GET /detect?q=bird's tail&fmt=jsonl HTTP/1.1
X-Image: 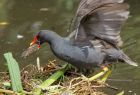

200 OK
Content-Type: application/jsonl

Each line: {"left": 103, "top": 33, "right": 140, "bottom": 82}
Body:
{"left": 120, "top": 51, "right": 138, "bottom": 66}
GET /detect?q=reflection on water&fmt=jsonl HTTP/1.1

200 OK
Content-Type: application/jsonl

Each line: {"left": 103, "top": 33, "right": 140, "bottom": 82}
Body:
{"left": 0, "top": 0, "right": 140, "bottom": 94}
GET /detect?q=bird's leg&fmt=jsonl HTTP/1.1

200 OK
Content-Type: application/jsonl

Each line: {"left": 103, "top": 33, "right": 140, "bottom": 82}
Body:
{"left": 100, "top": 65, "right": 114, "bottom": 83}
{"left": 88, "top": 66, "right": 109, "bottom": 81}
{"left": 80, "top": 66, "right": 109, "bottom": 82}
{"left": 80, "top": 65, "right": 113, "bottom": 84}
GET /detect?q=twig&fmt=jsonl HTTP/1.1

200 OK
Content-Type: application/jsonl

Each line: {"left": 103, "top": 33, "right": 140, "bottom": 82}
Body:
{"left": 0, "top": 89, "right": 33, "bottom": 95}
{"left": 105, "top": 83, "right": 119, "bottom": 91}
{"left": 37, "top": 57, "right": 41, "bottom": 71}
{"left": 69, "top": 77, "right": 82, "bottom": 88}
{"left": 0, "top": 89, "right": 17, "bottom": 94}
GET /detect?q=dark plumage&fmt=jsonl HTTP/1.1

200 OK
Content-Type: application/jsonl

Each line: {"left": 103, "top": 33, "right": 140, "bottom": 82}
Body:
{"left": 30, "top": 0, "right": 138, "bottom": 70}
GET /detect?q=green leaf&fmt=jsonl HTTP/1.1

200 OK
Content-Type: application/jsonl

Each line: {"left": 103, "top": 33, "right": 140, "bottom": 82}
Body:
{"left": 4, "top": 52, "right": 23, "bottom": 92}
{"left": 34, "top": 64, "right": 68, "bottom": 95}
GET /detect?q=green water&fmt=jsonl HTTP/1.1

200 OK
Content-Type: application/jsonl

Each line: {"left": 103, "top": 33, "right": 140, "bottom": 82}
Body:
{"left": 0, "top": 0, "right": 140, "bottom": 94}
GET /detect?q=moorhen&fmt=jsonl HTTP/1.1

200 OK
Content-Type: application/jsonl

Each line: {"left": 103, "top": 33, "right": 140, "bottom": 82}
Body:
{"left": 29, "top": 0, "right": 138, "bottom": 82}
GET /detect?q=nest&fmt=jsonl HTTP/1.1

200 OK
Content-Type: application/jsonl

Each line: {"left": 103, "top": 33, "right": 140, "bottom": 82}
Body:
{"left": 0, "top": 60, "right": 107, "bottom": 95}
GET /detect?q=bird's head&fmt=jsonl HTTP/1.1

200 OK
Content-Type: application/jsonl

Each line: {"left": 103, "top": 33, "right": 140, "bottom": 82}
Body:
{"left": 30, "top": 30, "right": 59, "bottom": 49}
{"left": 30, "top": 35, "right": 41, "bottom": 49}
{"left": 30, "top": 31, "right": 47, "bottom": 49}
{"left": 22, "top": 31, "right": 48, "bottom": 58}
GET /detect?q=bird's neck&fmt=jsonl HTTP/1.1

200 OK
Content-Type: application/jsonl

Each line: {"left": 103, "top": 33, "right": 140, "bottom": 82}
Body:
{"left": 42, "top": 30, "right": 63, "bottom": 45}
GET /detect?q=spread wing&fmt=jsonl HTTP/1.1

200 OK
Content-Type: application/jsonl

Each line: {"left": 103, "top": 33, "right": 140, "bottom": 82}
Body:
{"left": 72, "top": 0, "right": 129, "bottom": 47}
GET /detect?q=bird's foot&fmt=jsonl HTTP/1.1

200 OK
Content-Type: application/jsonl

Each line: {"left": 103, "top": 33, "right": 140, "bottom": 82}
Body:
{"left": 88, "top": 66, "right": 109, "bottom": 81}
{"left": 81, "top": 74, "right": 89, "bottom": 81}
{"left": 80, "top": 74, "right": 105, "bottom": 87}
{"left": 96, "top": 65, "right": 113, "bottom": 84}
{"left": 69, "top": 66, "right": 112, "bottom": 88}
{"left": 100, "top": 69, "right": 112, "bottom": 83}
{"left": 80, "top": 66, "right": 111, "bottom": 84}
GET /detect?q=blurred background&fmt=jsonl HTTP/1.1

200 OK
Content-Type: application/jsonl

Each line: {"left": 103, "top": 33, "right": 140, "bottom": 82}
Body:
{"left": 0, "top": 0, "right": 140, "bottom": 94}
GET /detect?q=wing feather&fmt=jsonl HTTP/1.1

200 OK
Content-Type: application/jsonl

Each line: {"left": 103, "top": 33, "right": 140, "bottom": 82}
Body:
{"left": 73, "top": 0, "right": 129, "bottom": 47}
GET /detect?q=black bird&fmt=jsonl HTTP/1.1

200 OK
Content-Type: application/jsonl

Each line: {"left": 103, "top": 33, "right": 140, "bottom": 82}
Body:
{"left": 30, "top": 0, "right": 138, "bottom": 82}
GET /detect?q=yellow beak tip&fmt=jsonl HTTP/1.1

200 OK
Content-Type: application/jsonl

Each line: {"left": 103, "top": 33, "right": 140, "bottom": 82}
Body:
{"left": 30, "top": 42, "right": 33, "bottom": 46}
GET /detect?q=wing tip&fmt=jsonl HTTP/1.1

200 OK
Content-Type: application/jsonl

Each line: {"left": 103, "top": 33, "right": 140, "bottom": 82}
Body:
{"left": 125, "top": 60, "right": 138, "bottom": 67}
{"left": 123, "top": 57, "right": 138, "bottom": 66}
{"left": 121, "top": 51, "right": 138, "bottom": 67}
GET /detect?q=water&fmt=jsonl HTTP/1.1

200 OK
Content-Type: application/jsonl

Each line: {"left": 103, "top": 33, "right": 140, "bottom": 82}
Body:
{"left": 0, "top": 0, "right": 140, "bottom": 94}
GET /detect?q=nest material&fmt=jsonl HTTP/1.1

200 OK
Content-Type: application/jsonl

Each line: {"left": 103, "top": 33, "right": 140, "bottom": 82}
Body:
{"left": 21, "top": 44, "right": 39, "bottom": 58}
{"left": 0, "top": 60, "right": 106, "bottom": 95}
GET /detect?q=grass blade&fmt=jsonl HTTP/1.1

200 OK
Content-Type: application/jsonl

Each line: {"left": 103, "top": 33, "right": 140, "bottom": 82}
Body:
{"left": 34, "top": 64, "right": 68, "bottom": 94}
{"left": 4, "top": 52, "right": 23, "bottom": 92}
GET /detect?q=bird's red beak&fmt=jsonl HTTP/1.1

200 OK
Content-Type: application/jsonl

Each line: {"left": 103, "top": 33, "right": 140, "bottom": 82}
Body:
{"left": 30, "top": 35, "right": 41, "bottom": 49}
